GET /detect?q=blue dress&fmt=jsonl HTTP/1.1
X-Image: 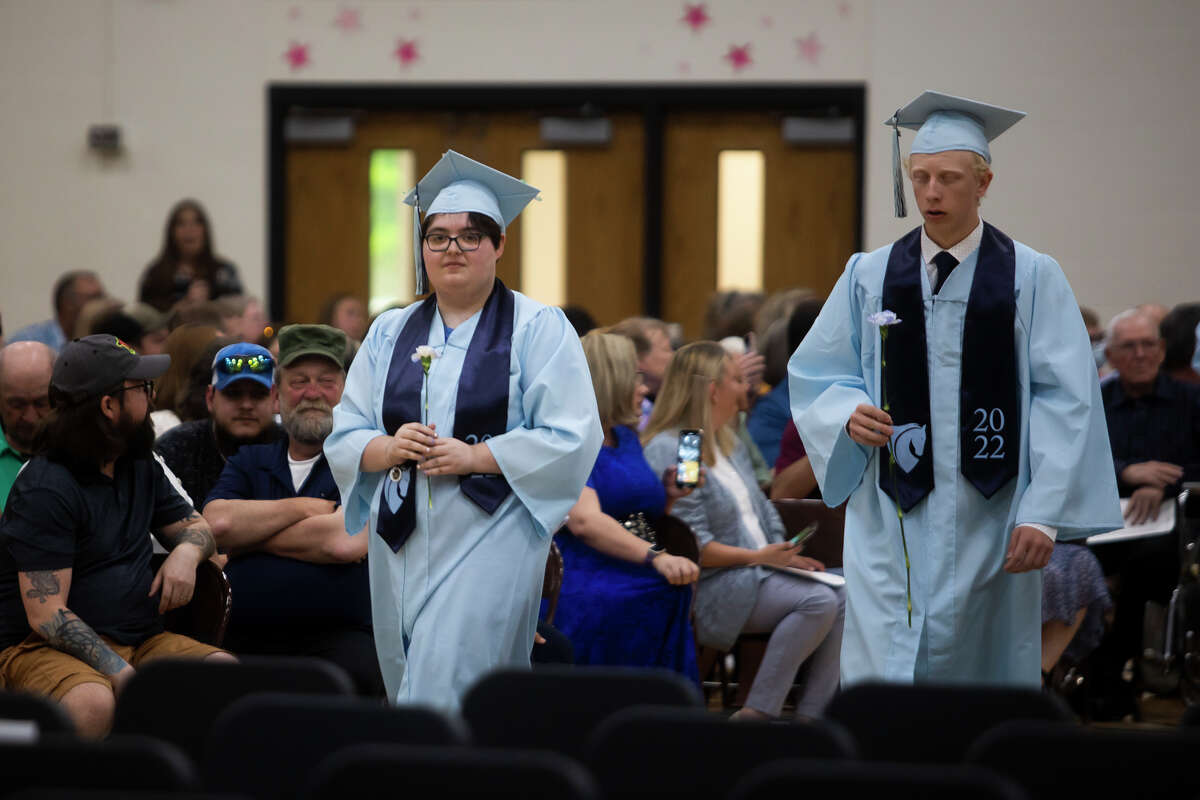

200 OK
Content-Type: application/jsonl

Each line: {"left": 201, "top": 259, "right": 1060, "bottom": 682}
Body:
{"left": 552, "top": 425, "right": 700, "bottom": 681}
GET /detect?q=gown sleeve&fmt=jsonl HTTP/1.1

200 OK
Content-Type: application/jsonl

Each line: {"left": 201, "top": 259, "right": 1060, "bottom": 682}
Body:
{"left": 486, "top": 306, "right": 604, "bottom": 539}
{"left": 326, "top": 311, "right": 399, "bottom": 535}
{"left": 1015, "top": 254, "right": 1123, "bottom": 539}
{"left": 788, "top": 254, "right": 874, "bottom": 507}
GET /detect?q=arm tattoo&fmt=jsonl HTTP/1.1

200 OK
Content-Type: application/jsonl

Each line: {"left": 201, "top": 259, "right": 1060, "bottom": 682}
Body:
{"left": 38, "top": 609, "right": 128, "bottom": 676}
{"left": 24, "top": 571, "right": 61, "bottom": 604}
{"left": 157, "top": 511, "right": 217, "bottom": 559}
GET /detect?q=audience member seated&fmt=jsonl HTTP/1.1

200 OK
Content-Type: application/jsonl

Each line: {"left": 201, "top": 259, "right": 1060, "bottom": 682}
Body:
{"left": 9, "top": 271, "right": 106, "bottom": 353}
{"left": 0, "top": 342, "right": 55, "bottom": 510}
{"left": 1160, "top": 302, "right": 1200, "bottom": 384}
{"left": 609, "top": 317, "right": 674, "bottom": 429}
{"left": 151, "top": 324, "right": 222, "bottom": 438}
{"left": 752, "top": 288, "right": 815, "bottom": 390}
{"left": 0, "top": 335, "right": 232, "bottom": 738}
{"left": 718, "top": 338, "right": 772, "bottom": 489}
{"left": 643, "top": 342, "right": 844, "bottom": 721}
{"left": 748, "top": 299, "right": 823, "bottom": 468}
{"left": 139, "top": 199, "right": 243, "bottom": 312}
{"left": 217, "top": 295, "right": 270, "bottom": 346}
{"left": 702, "top": 290, "right": 763, "bottom": 342}
{"left": 155, "top": 343, "right": 281, "bottom": 510}
{"left": 124, "top": 302, "right": 170, "bottom": 354}
{"left": 1041, "top": 541, "right": 1111, "bottom": 684}
{"left": 202, "top": 324, "right": 380, "bottom": 696}
{"left": 90, "top": 309, "right": 146, "bottom": 348}
{"left": 555, "top": 332, "right": 700, "bottom": 678}
{"left": 166, "top": 300, "right": 228, "bottom": 333}
{"left": 1094, "top": 308, "right": 1200, "bottom": 718}
{"left": 320, "top": 293, "right": 369, "bottom": 343}
{"left": 769, "top": 422, "right": 818, "bottom": 501}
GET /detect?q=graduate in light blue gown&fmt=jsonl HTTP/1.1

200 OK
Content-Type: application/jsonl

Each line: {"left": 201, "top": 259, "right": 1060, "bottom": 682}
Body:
{"left": 789, "top": 92, "right": 1123, "bottom": 688}
{"left": 325, "top": 151, "right": 602, "bottom": 711}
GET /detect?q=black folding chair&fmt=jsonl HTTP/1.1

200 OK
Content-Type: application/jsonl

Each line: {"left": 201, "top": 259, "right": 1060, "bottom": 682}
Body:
{"left": 204, "top": 692, "right": 468, "bottom": 799}
{"left": 112, "top": 656, "right": 354, "bottom": 763}
{"left": 586, "top": 705, "right": 856, "bottom": 800}
{"left": 461, "top": 666, "right": 702, "bottom": 759}
{"left": 0, "top": 734, "right": 198, "bottom": 795}
{"left": 0, "top": 690, "right": 76, "bottom": 738}
{"left": 824, "top": 682, "right": 1072, "bottom": 762}
{"left": 967, "top": 720, "right": 1200, "bottom": 800}
{"left": 303, "top": 743, "right": 599, "bottom": 800}
{"left": 731, "top": 760, "right": 1028, "bottom": 800}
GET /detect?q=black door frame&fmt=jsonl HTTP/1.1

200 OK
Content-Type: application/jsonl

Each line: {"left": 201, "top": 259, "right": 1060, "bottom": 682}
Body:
{"left": 267, "top": 83, "right": 866, "bottom": 322}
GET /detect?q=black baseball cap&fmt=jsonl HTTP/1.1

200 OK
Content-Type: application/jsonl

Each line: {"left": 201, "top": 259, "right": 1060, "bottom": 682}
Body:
{"left": 50, "top": 334, "right": 171, "bottom": 406}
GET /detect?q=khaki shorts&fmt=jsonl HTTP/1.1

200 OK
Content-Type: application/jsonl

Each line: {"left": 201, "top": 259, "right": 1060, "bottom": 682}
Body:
{"left": 0, "top": 631, "right": 228, "bottom": 701}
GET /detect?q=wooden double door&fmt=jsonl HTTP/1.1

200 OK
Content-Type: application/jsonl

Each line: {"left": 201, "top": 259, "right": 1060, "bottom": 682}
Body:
{"left": 285, "top": 109, "right": 857, "bottom": 339}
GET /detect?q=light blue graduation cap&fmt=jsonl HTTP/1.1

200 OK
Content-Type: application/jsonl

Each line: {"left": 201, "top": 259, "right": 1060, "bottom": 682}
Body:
{"left": 402, "top": 150, "right": 540, "bottom": 294}
{"left": 885, "top": 90, "right": 1026, "bottom": 217}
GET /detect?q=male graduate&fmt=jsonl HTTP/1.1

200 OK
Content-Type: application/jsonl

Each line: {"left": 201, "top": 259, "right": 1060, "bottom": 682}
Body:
{"left": 789, "top": 91, "right": 1123, "bottom": 687}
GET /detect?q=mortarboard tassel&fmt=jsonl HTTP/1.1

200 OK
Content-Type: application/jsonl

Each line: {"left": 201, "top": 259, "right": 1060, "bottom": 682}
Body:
{"left": 890, "top": 113, "right": 907, "bottom": 218}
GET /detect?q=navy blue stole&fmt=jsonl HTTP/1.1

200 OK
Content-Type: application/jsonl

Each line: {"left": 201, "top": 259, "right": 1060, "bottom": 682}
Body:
{"left": 376, "top": 279, "right": 515, "bottom": 552}
{"left": 879, "top": 223, "right": 1019, "bottom": 511}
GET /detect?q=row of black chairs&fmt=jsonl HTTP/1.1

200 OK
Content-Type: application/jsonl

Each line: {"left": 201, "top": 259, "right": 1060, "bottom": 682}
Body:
{"left": 5, "top": 661, "right": 1200, "bottom": 799}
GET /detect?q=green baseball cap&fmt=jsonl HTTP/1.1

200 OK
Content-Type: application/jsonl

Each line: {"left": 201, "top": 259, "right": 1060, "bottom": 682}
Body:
{"left": 277, "top": 324, "right": 347, "bottom": 371}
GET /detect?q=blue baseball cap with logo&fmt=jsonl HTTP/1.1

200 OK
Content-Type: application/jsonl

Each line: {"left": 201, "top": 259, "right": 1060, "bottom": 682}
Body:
{"left": 211, "top": 343, "right": 274, "bottom": 392}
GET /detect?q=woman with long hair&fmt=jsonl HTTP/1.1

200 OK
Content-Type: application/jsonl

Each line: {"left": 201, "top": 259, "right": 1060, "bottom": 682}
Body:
{"left": 139, "top": 199, "right": 243, "bottom": 312}
{"left": 643, "top": 341, "right": 844, "bottom": 721}
{"left": 554, "top": 331, "right": 700, "bottom": 677}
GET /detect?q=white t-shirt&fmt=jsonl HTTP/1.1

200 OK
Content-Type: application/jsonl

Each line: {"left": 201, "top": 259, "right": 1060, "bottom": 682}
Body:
{"left": 288, "top": 453, "right": 321, "bottom": 493}
{"left": 710, "top": 449, "right": 769, "bottom": 549}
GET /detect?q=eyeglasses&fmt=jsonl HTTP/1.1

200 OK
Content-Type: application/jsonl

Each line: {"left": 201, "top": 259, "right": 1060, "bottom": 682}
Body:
{"left": 423, "top": 231, "right": 484, "bottom": 252}
{"left": 1111, "top": 339, "right": 1161, "bottom": 354}
{"left": 219, "top": 354, "right": 274, "bottom": 374}
{"left": 112, "top": 380, "right": 154, "bottom": 398}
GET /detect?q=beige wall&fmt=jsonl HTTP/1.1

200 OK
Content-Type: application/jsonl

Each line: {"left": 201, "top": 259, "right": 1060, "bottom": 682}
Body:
{"left": 1, "top": 0, "right": 1196, "bottom": 332}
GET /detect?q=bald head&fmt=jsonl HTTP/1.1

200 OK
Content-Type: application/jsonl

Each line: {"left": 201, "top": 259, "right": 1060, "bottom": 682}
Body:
{"left": 0, "top": 341, "right": 55, "bottom": 455}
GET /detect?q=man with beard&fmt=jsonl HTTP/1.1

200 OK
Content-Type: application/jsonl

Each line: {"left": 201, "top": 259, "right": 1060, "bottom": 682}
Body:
{"left": 0, "top": 341, "right": 55, "bottom": 509}
{"left": 155, "top": 342, "right": 281, "bottom": 507}
{"left": 0, "top": 335, "right": 230, "bottom": 738}
{"left": 203, "top": 325, "right": 378, "bottom": 695}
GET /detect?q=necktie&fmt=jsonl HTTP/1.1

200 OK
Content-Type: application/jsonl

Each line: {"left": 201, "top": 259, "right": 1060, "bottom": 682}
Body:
{"left": 932, "top": 251, "right": 959, "bottom": 295}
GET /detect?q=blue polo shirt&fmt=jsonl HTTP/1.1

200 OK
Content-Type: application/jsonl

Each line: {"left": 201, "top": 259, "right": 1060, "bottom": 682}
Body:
{"left": 205, "top": 436, "right": 371, "bottom": 630}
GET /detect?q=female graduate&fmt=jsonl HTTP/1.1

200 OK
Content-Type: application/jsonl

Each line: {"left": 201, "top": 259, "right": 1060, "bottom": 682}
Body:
{"left": 325, "top": 151, "right": 603, "bottom": 711}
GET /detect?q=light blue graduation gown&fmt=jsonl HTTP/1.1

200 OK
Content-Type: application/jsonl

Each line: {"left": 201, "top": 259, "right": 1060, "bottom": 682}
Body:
{"left": 325, "top": 292, "right": 602, "bottom": 711}
{"left": 789, "top": 234, "right": 1122, "bottom": 688}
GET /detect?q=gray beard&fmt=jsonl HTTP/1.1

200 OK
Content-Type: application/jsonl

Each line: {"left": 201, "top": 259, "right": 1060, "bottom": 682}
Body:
{"left": 282, "top": 409, "right": 332, "bottom": 446}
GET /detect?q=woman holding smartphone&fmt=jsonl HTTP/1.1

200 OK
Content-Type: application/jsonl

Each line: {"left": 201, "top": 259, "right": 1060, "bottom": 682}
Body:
{"left": 643, "top": 341, "right": 844, "bottom": 721}
{"left": 555, "top": 332, "right": 700, "bottom": 678}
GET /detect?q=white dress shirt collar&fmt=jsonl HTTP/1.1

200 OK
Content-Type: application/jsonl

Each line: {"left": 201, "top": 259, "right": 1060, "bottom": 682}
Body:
{"left": 921, "top": 219, "right": 984, "bottom": 287}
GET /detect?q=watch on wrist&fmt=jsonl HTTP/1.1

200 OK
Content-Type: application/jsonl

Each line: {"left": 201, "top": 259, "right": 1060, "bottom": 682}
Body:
{"left": 643, "top": 545, "right": 665, "bottom": 566}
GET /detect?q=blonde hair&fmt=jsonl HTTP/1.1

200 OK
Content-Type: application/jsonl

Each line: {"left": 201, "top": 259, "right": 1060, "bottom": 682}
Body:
{"left": 581, "top": 331, "right": 640, "bottom": 433}
{"left": 641, "top": 340, "right": 736, "bottom": 465}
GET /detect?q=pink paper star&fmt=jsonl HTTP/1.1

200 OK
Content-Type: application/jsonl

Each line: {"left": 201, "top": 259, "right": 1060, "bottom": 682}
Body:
{"left": 284, "top": 42, "right": 310, "bottom": 71}
{"left": 677, "top": 60, "right": 692, "bottom": 74}
{"left": 796, "top": 32, "right": 824, "bottom": 64}
{"left": 681, "top": 3, "right": 710, "bottom": 32}
{"left": 837, "top": 1, "right": 852, "bottom": 17}
{"left": 333, "top": 8, "right": 361, "bottom": 31}
{"left": 394, "top": 39, "right": 420, "bottom": 66}
{"left": 724, "top": 44, "right": 752, "bottom": 71}
{"left": 761, "top": 16, "right": 774, "bottom": 29}
{"left": 287, "top": 6, "right": 301, "bottom": 21}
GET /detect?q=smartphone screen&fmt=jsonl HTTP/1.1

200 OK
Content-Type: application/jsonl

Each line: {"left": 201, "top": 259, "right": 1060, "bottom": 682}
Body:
{"left": 676, "top": 429, "right": 702, "bottom": 489}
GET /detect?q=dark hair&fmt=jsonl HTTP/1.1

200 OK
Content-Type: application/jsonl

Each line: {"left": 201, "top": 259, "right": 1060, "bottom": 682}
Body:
{"left": 181, "top": 336, "right": 235, "bottom": 422}
{"left": 1161, "top": 303, "right": 1200, "bottom": 372}
{"left": 786, "top": 298, "right": 825, "bottom": 354}
{"left": 53, "top": 271, "right": 99, "bottom": 315}
{"left": 90, "top": 310, "right": 145, "bottom": 345}
{"left": 38, "top": 387, "right": 126, "bottom": 470}
{"left": 319, "top": 293, "right": 358, "bottom": 327}
{"left": 702, "top": 290, "right": 764, "bottom": 341}
{"left": 139, "top": 199, "right": 219, "bottom": 311}
{"left": 561, "top": 305, "right": 598, "bottom": 337}
{"left": 166, "top": 301, "right": 226, "bottom": 333}
{"left": 421, "top": 212, "right": 502, "bottom": 249}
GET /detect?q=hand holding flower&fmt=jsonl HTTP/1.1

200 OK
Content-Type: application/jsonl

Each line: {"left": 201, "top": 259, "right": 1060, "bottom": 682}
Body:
{"left": 420, "top": 437, "right": 499, "bottom": 477}
{"left": 846, "top": 403, "right": 894, "bottom": 447}
{"left": 387, "top": 422, "right": 437, "bottom": 465}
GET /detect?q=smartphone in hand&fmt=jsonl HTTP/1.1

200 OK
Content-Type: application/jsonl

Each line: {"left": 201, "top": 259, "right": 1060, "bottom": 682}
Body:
{"left": 788, "top": 522, "right": 819, "bottom": 546}
{"left": 675, "top": 429, "right": 702, "bottom": 489}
